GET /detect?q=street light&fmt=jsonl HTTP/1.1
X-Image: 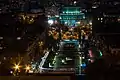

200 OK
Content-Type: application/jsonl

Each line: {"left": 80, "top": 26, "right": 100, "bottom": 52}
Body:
{"left": 62, "top": 60, "right": 65, "bottom": 63}
{"left": 26, "top": 66, "right": 30, "bottom": 70}
{"left": 15, "top": 65, "right": 19, "bottom": 69}
{"left": 48, "top": 20, "right": 54, "bottom": 25}
{"left": 25, "top": 65, "right": 30, "bottom": 72}
{"left": 24, "top": 65, "right": 31, "bottom": 73}
{"left": 74, "top": 1, "right": 77, "bottom": 4}
{"left": 13, "top": 64, "right": 21, "bottom": 70}
{"left": 17, "top": 37, "right": 21, "bottom": 40}
{"left": 89, "top": 22, "right": 92, "bottom": 25}
{"left": 38, "top": 41, "right": 43, "bottom": 48}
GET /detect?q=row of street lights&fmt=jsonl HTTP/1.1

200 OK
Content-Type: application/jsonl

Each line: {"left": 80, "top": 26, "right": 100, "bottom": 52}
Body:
{"left": 11, "top": 63, "right": 31, "bottom": 76}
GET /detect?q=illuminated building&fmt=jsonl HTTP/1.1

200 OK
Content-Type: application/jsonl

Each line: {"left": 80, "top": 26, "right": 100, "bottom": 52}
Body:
{"left": 59, "top": 6, "right": 85, "bottom": 26}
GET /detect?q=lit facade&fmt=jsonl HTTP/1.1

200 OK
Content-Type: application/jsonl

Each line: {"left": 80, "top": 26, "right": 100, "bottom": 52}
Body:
{"left": 59, "top": 7, "right": 85, "bottom": 26}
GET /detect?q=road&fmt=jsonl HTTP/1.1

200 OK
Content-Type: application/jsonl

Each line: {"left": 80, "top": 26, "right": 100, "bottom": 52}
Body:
{"left": 41, "top": 39, "right": 86, "bottom": 74}
{"left": 30, "top": 38, "right": 102, "bottom": 74}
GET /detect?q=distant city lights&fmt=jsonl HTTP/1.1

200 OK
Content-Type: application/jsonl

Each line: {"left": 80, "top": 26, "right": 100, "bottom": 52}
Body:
{"left": 89, "top": 21, "right": 92, "bottom": 25}
{"left": 17, "top": 37, "right": 21, "bottom": 40}
{"left": 0, "top": 37, "right": 3, "bottom": 39}
{"left": 81, "top": 63, "right": 86, "bottom": 67}
{"left": 83, "top": 16, "right": 85, "bottom": 19}
{"left": 118, "top": 18, "right": 120, "bottom": 22}
{"left": 48, "top": 20, "right": 54, "bottom": 25}
{"left": 92, "top": 5, "right": 97, "bottom": 8}
{"left": 0, "top": 1, "right": 110, "bottom": 75}
{"left": 10, "top": 71, "right": 13, "bottom": 74}
{"left": 47, "top": 15, "right": 51, "bottom": 18}
{"left": 55, "top": 15, "right": 59, "bottom": 17}
{"left": 62, "top": 60, "right": 65, "bottom": 63}
{"left": 25, "top": 65, "right": 31, "bottom": 72}
{"left": 76, "top": 22, "right": 80, "bottom": 24}
{"left": 74, "top": 1, "right": 77, "bottom": 4}
{"left": 3, "top": 57, "right": 6, "bottom": 60}
{"left": 0, "top": 47, "right": 3, "bottom": 50}
{"left": 13, "top": 64, "right": 20, "bottom": 70}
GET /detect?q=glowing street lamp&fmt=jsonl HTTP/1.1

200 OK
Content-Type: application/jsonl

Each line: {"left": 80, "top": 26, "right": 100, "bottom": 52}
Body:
{"left": 13, "top": 64, "right": 21, "bottom": 71}
{"left": 48, "top": 20, "right": 54, "bottom": 25}
{"left": 15, "top": 65, "right": 19, "bottom": 69}
{"left": 25, "top": 66, "right": 30, "bottom": 70}
{"left": 74, "top": 1, "right": 77, "bottom": 4}
{"left": 25, "top": 65, "right": 30, "bottom": 72}
{"left": 89, "top": 22, "right": 92, "bottom": 25}
{"left": 62, "top": 60, "right": 65, "bottom": 63}
{"left": 38, "top": 41, "right": 43, "bottom": 47}
{"left": 17, "top": 37, "right": 21, "bottom": 40}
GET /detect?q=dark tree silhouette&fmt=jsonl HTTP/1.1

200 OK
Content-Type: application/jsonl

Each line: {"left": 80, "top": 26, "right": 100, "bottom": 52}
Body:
{"left": 85, "top": 53, "right": 120, "bottom": 80}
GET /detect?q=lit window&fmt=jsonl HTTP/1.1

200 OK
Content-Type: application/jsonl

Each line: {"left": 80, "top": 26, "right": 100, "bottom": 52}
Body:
{"left": 89, "top": 22, "right": 92, "bottom": 25}
{"left": 66, "top": 12, "right": 68, "bottom": 14}
{"left": 0, "top": 37, "right": 3, "bottom": 39}
{"left": 82, "top": 57, "right": 85, "bottom": 59}
{"left": 92, "top": 5, "right": 97, "bottom": 8}
{"left": 98, "top": 18, "right": 100, "bottom": 20}
{"left": 118, "top": 18, "right": 120, "bottom": 22}
{"left": 114, "top": 2, "right": 119, "bottom": 5}
{"left": 47, "top": 15, "right": 51, "bottom": 18}
{"left": 3, "top": 57, "right": 6, "bottom": 60}
{"left": 83, "top": 16, "right": 85, "bottom": 19}
{"left": 74, "top": 1, "right": 77, "bottom": 4}
{"left": 62, "top": 60, "right": 65, "bottom": 63}
{"left": 48, "top": 20, "right": 54, "bottom": 25}
{"left": 60, "top": 17, "right": 62, "bottom": 19}
{"left": 55, "top": 15, "right": 59, "bottom": 17}
{"left": 17, "top": 37, "right": 21, "bottom": 40}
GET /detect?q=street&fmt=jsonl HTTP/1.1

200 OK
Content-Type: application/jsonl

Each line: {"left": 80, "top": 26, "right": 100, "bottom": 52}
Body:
{"left": 40, "top": 39, "right": 87, "bottom": 74}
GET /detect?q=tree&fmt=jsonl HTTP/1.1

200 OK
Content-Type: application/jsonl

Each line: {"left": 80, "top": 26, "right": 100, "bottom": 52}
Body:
{"left": 85, "top": 51, "right": 120, "bottom": 80}
{"left": 85, "top": 58, "right": 108, "bottom": 80}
